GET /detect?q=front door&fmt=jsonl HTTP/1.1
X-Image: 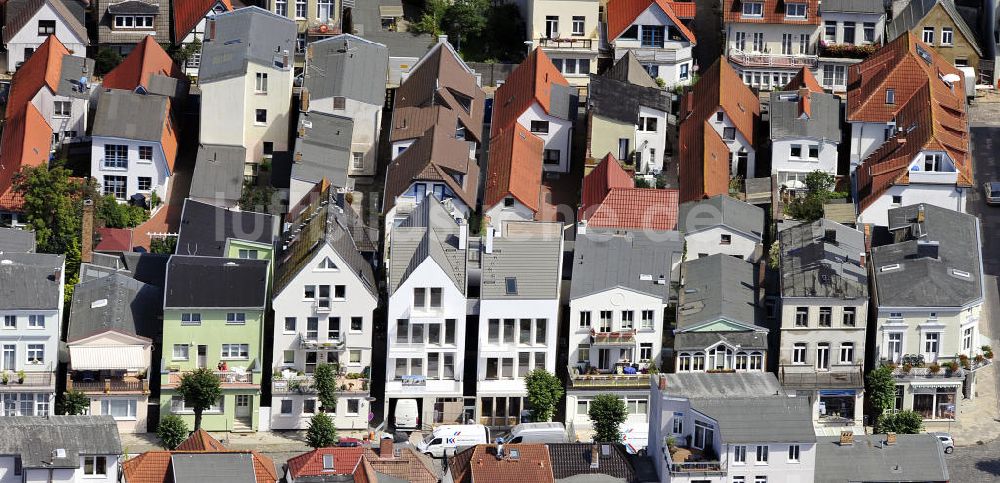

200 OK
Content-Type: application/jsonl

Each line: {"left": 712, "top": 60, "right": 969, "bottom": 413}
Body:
{"left": 235, "top": 395, "right": 251, "bottom": 418}
{"left": 197, "top": 345, "right": 207, "bottom": 369}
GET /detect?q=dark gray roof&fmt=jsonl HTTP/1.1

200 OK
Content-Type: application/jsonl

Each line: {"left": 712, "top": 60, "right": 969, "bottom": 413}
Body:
{"left": 0, "top": 416, "right": 121, "bottom": 468}
{"left": 107, "top": 0, "right": 157, "bottom": 14}
{"left": 656, "top": 372, "right": 785, "bottom": 398}
{"left": 67, "top": 272, "right": 161, "bottom": 341}
{"left": 79, "top": 253, "right": 170, "bottom": 287}
{"left": 678, "top": 195, "right": 764, "bottom": 238}
{"left": 604, "top": 52, "right": 660, "bottom": 88}
{"left": 779, "top": 219, "right": 867, "bottom": 299}
{"left": 814, "top": 433, "right": 950, "bottom": 482}
{"left": 56, "top": 55, "right": 95, "bottom": 99}
{"left": 872, "top": 204, "right": 983, "bottom": 308}
{"left": 388, "top": 196, "right": 467, "bottom": 295}
{"left": 177, "top": 199, "right": 276, "bottom": 257}
{"left": 350, "top": 0, "right": 436, "bottom": 58}
{"left": 198, "top": 6, "right": 296, "bottom": 83}
{"left": 588, "top": 75, "right": 671, "bottom": 125}
{"left": 145, "top": 73, "right": 187, "bottom": 98}
{"left": 97, "top": 0, "right": 169, "bottom": 45}
{"left": 480, "top": 226, "right": 562, "bottom": 300}
{"left": 676, "top": 254, "right": 760, "bottom": 330}
{"left": 92, "top": 88, "right": 168, "bottom": 142}
{"left": 0, "top": 227, "right": 36, "bottom": 253}
{"left": 768, "top": 90, "right": 842, "bottom": 142}
{"left": 569, "top": 229, "right": 683, "bottom": 301}
{"left": 190, "top": 144, "right": 247, "bottom": 204}
{"left": 548, "top": 443, "right": 638, "bottom": 482}
{"left": 549, "top": 83, "right": 578, "bottom": 122}
{"left": 292, "top": 111, "right": 354, "bottom": 187}
{"left": 170, "top": 453, "right": 257, "bottom": 483}
{"left": 887, "top": 0, "right": 982, "bottom": 56}
{"left": 0, "top": 253, "right": 64, "bottom": 310}
{"left": 820, "top": 0, "right": 885, "bottom": 13}
{"left": 305, "top": 34, "right": 389, "bottom": 106}
{"left": 164, "top": 255, "right": 269, "bottom": 309}
{"left": 3, "top": 0, "right": 88, "bottom": 44}
{"left": 673, "top": 331, "right": 768, "bottom": 350}
{"left": 691, "top": 397, "right": 816, "bottom": 444}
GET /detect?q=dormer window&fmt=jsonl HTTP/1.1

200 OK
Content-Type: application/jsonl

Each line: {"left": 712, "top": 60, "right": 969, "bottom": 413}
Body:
{"left": 924, "top": 153, "right": 941, "bottom": 171}
{"left": 785, "top": 3, "right": 807, "bottom": 19}
{"left": 114, "top": 15, "right": 154, "bottom": 29}
{"left": 742, "top": 2, "right": 763, "bottom": 17}
{"left": 885, "top": 88, "right": 895, "bottom": 104}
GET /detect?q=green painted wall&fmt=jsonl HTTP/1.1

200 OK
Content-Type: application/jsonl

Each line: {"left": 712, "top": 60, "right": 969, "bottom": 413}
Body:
{"left": 159, "top": 390, "right": 261, "bottom": 432}
{"left": 589, "top": 114, "right": 635, "bottom": 162}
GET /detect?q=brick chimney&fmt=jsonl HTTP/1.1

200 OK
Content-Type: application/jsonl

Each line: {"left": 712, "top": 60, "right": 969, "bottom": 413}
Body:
{"left": 81, "top": 199, "right": 94, "bottom": 263}
{"left": 886, "top": 432, "right": 897, "bottom": 445}
{"left": 839, "top": 431, "right": 854, "bottom": 446}
{"left": 658, "top": 374, "right": 667, "bottom": 390}
{"left": 379, "top": 437, "right": 394, "bottom": 459}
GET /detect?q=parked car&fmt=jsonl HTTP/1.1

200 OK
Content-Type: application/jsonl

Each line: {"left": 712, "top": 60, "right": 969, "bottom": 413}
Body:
{"left": 416, "top": 424, "right": 490, "bottom": 458}
{"left": 932, "top": 432, "right": 954, "bottom": 454}
{"left": 984, "top": 182, "right": 1000, "bottom": 205}
{"left": 501, "top": 422, "right": 569, "bottom": 444}
{"left": 394, "top": 399, "right": 419, "bottom": 430}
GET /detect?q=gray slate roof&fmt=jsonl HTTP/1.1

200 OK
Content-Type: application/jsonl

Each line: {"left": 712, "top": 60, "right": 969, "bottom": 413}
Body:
{"left": 814, "top": 433, "right": 949, "bottom": 482}
{"left": 3, "top": 0, "right": 88, "bottom": 44}
{"left": 887, "top": 0, "right": 982, "bottom": 56}
{"left": 164, "top": 255, "right": 269, "bottom": 309}
{"left": 92, "top": 88, "right": 168, "bottom": 143}
{"left": 657, "top": 372, "right": 785, "bottom": 398}
{"left": 0, "top": 253, "right": 64, "bottom": 310}
{"left": 820, "top": 0, "right": 885, "bottom": 14}
{"left": 569, "top": 229, "right": 683, "bottom": 301}
{"left": 673, "top": 331, "right": 768, "bottom": 350}
{"left": 305, "top": 34, "right": 389, "bottom": 106}
{"left": 170, "top": 453, "right": 257, "bottom": 483}
{"left": 779, "top": 219, "right": 867, "bottom": 299}
{"left": 588, "top": 75, "right": 671, "bottom": 125}
{"left": 548, "top": 443, "right": 638, "bottom": 482}
{"left": 388, "top": 196, "right": 467, "bottom": 295}
{"left": 198, "top": 6, "right": 296, "bottom": 83}
{"left": 176, "top": 199, "right": 276, "bottom": 257}
{"left": 691, "top": 397, "right": 816, "bottom": 444}
{"left": 292, "top": 111, "right": 354, "bottom": 187}
{"left": 678, "top": 195, "right": 764, "bottom": 238}
{"left": 871, "top": 204, "right": 983, "bottom": 308}
{"left": 96, "top": 0, "right": 169, "bottom": 45}
{"left": 67, "top": 272, "right": 161, "bottom": 341}
{"left": 190, "top": 144, "right": 247, "bottom": 204}
{"left": 604, "top": 51, "right": 660, "bottom": 89}
{"left": 0, "top": 227, "right": 36, "bottom": 253}
{"left": 0, "top": 416, "right": 121, "bottom": 468}
{"left": 676, "top": 254, "right": 760, "bottom": 330}
{"left": 57, "top": 55, "right": 95, "bottom": 99}
{"left": 350, "top": 0, "right": 435, "bottom": 59}
{"left": 769, "top": 90, "right": 842, "bottom": 142}
{"left": 480, "top": 226, "right": 562, "bottom": 300}
{"left": 80, "top": 252, "right": 170, "bottom": 287}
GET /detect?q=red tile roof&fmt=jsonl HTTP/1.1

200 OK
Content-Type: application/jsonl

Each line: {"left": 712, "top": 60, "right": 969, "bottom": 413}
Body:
{"left": 286, "top": 447, "right": 366, "bottom": 479}
{"left": 667, "top": 1, "right": 697, "bottom": 19}
{"left": 606, "top": 0, "right": 696, "bottom": 43}
{"left": 585, "top": 188, "right": 679, "bottom": 230}
{"left": 783, "top": 66, "right": 824, "bottom": 93}
{"left": 723, "top": 0, "right": 821, "bottom": 25}
{"left": 0, "top": 35, "right": 68, "bottom": 211}
{"left": 450, "top": 445, "right": 555, "bottom": 483}
{"left": 854, "top": 37, "right": 971, "bottom": 213}
{"left": 173, "top": 0, "right": 232, "bottom": 41}
{"left": 484, "top": 123, "right": 544, "bottom": 213}
{"left": 491, "top": 48, "right": 570, "bottom": 133}
{"left": 102, "top": 36, "right": 186, "bottom": 92}
{"left": 678, "top": 58, "right": 759, "bottom": 203}
{"left": 176, "top": 429, "right": 227, "bottom": 451}
{"left": 363, "top": 445, "right": 438, "bottom": 483}
{"left": 122, "top": 444, "right": 277, "bottom": 483}
{"left": 95, "top": 227, "right": 134, "bottom": 252}
{"left": 581, "top": 153, "right": 634, "bottom": 214}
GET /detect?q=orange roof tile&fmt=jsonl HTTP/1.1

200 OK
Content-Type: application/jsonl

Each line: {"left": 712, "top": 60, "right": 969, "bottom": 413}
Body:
{"left": 484, "top": 123, "right": 544, "bottom": 212}
{"left": 678, "top": 58, "right": 759, "bottom": 203}
{"left": 667, "top": 1, "right": 697, "bottom": 18}
{"left": 723, "top": 0, "right": 821, "bottom": 25}
{"left": 95, "top": 227, "right": 134, "bottom": 252}
{"left": 783, "top": 67, "right": 824, "bottom": 93}
{"left": 450, "top": 445, "right": 555, "bottom": 483}
{"left": 491, "top": 49, "right": 570, "bottom": 133}
{"left": 363, "top": 446, "right": 438, "bottom": 483}
{"left": 581, "top": 153, "right": 634, "bottom": 214}
{"left": 122, "top": 452, "right": 173, "bottom": 483}
{"left": 102, "top": 36, "right": 186, "bottom": 92}
{"left": 585, "top": 187, "right": 679, "bottom": 230}
{"left": 286, "top": 447, "right": 365, "bottom": 478}
{"left": 606, "top": 0, "right": 696, "bottom": 43}
{"left": 176, "top": 429, "right": 227, "bottom": 451}
{"left": 173, "top": 0, "right": 232, "bottom": 41}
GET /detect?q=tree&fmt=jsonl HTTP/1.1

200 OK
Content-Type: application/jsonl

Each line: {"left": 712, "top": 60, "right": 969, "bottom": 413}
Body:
{"left": 94, "top": 48, "right": 123, "bottom": 75}
{"left": 313, "top": 363, "right": 338, "bottom": 412}
{"left": 866, "top": 365, "right": 896, "bottom": 416}
{"left": 444, "top": 0, "right": 489, "bottom": 48}
{"left": 306, "top": 413, "right": 337, "bottom": 448}
{"left": 157, "top": 414, "right": 189, "bottom": 450}
{"left": 412, "top": 0, "right": 449, "bottom": 36}
{"left": 150, "top": 236, "right": 177, "bottom": 254}
{"left": 177, "top": 368, "right": 223, "bottom": 431}
{"left": 785, "top": 170, "right": 838, "bottom": 222}
{"left": 588, "top": 394, "right": 628, "bottom": 443}
{"left": 877, "top": 410, "right": 923, "bottom": 434}
{"left": 239, "top": 181, "right": 276, "bottom": 213}
{"left": 57, "top": 390, "right": 90, "bottom": 415}
{"left": 165, "top": 38, "right": 201, "bottom": 67}
{"left": 524, "top": 369, "right": 563, "bottom": 422}
{"left": 96, "top": 195, "right": 148, "bottom": 228}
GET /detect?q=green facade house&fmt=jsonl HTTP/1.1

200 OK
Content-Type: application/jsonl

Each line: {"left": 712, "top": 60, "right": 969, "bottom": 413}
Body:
{"left": 176, "top": 199, "right": 277, "bottom": 282}
{"left": 160, "top": 255, "right": 270, "bottom": 432}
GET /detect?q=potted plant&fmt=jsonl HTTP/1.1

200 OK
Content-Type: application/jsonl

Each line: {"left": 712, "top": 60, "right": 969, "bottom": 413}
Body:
{"left": 666, "top": 436, "right": 677, "bottom": 451}
{"left": 928, "top": 363, "right": 941, "bottom": 374}
{"left": 975, "top": 354, "right": 986, "bottom": 365}
{"left": 901, "top": 363, "right": 912, "bottom": 374}
{"left": 944, "top": 361, "right": 959, "bottom": 374}
{"left": 983, "top": 345, "right": 994, "bottom": 359}
{"left": 136, "top": 370, "right": 147, "bottom": 380}
{"left": 16, "top": 370, "right": 25, "bottom": 384}
{"left": 959, "top": 354, "right": 970, "bottom": 369}
{"left": 1, "top": 371, "right": 8, "bottom": 385}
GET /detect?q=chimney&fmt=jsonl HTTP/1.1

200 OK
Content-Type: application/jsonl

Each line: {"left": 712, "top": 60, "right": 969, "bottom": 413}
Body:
{"left": 824, "top": 228, "right": 837, "bottom": 243}
{"left": 886, "top": 432, "right": 897, "bottom": 445}
{"left": 917, "top": 204, "right": 925, "bottom": 223}
{"left": 658, "top": 374, "right": 667, "bottom": 390}
{"left": 484, "top": 226, "right": 494, "bottom": 254}
{"left": 379, "top": 437, "right": 394, "bottom": 458}
{"left": 496, "top": 438, "right": 505, "bottom": 460}
{"left": 458, "top": 220, "right": 468, "bottom": 251}
{"left": 81, "top": 199, "right": 94, "bottom": 263}
{"left": 438, "top": 34, "right": 448, "bottom": 45}
{"left": 590, "top": 445, "right": 600, "bottom": 469}
{"left": 839, "top": 431, "right": 854, "bottom": 446}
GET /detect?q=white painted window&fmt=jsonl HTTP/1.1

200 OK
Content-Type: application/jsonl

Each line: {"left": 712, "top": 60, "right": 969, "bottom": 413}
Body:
{"left": 27, "top": 315, "right": 44, "bottom": 328}
{"left": 317, "top": 0, "right": 334, "bottom": 21}
{"left": 255, "top": 73, "right": 268, "bottom": 93}
{"left": 793, "top": 343, "right": 806, "bottom": 364}
{"left": 101, "top": 399, "right": 137, "bottom": 419}
{"left": 226, "top": 312, "right": 246, "bottom": 324}
{"left": 220, "top": 343, "right": 249, "bottom": 359}
{"left": 572, "top": 16, "right": 585, "bottom": 36}
{"left": 26, "top": 344, "right": 44, "bottom": 364}
{"left": 83, "top": 456, "right": 107, "bottom": 476}
{"left": 742, "top": 2, "right": 763, "bottom": 17}
{"left": 173, "top": 344, "right": 189, "bottom": 360}
{"left": 733, "top": 445, "right": 746, "bottom": 464}
{"left": 785, "top": 3, "right": 807, "bottom": 18}
{"left": 275, "top": 0, "right": 287, "bottom": 16}
{"left": 295, "top": 0, "right": 307, "bottom": 19}
{"left": 181, "top": 313, "right": 201, "bottom": 325}
{"left": 53, "top": 101, "right": 71, "bottom": 117}
{"left": 756, "top": 445, "right": 768, "bottom": 464}
{"left": 840, "top": 342, "right": 854, "bottom": 364}
{"left": 922, "top": 27, "right": 934, "bottom": 44}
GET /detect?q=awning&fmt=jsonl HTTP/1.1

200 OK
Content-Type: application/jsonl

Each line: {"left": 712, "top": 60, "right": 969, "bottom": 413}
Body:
{"left": 69, "top": 345, "right": 147, "bottom": 371}
{"left": 379, "top": 5, "right": 404, "bottom": 18}
{"left": 819, "top": 389, "right": 856, "bottom": 397}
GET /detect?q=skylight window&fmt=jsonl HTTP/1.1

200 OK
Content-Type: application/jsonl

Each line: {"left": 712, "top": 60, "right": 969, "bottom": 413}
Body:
{"left": 880, "top": 264, "right": 900, "bottom": 272}
{"left": 951, "top": 268, "right": 972, "bottom": 279}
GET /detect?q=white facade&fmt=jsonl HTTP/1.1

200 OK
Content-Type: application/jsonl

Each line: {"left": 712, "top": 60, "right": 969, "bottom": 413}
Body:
{"left": 307, "top": 97, "right": 383, "bottom": 177}
{"left": 30, "top": 76, "right": 90, "bottom": 147}
{"left": 4, "top": 2, "right": 87, "bottom": 72}
{"left": 635, "top": 105, "right": 669, "bottom": 174}
{"left": 682, "top": 226, "right": 759, "bottom": 262}
{"left": 856, "top": 152, "right": 968, "bottom": 227}
{"left": 177, "top": 2, "right": 231, "bottom": 77}
{"left": 483, "top": 198, "right": 535, "bottom": 228}
{"left": 521, "top": 0, "right": 600, "bottom": 87}
{"left": 90, "top": 136, "right": 171, "bottom": 203}
{"left": 199, "top": 63, "right": 294, "bottom": 165}
{"left": 771, "top": 138, "right": 839, "bottom": 188}
{"left": 874, "top": 307, "right": 981, "bottom": 365}
{"left": 270, "top": 243, "right": 378, "bottom": 430}
{"left": 708, "top": 107, "right": 756, "bottom": 177}
{"left": 849, "top": 121, "right": 891, "bottom": 169}
{"left": 517, "top": 102, "right": 573, "bottom": 173}
{"left": 727, "top": 22, "right": 820, "bottom": 90}
{"left": 0, "top": 454, "right": 120, "bottom": 483}
{"left": 610, "top": 5, "right": 695, "bottom": 87}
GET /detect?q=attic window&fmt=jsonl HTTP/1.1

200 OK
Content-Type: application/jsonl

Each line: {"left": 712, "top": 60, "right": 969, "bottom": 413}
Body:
{"left": 508, "top": 448, "right": 520, "bottom": 460}
{"left": 916, "top": 45, "right": 933, "bottom": 64}
{"left": 505, "top": 277, "right": 518, "bottom": 295}
{"left": 452, "top": 91, "right": 473, "bottom": 114}
{"left": 322, "top": 454, "right": 334, "bottom": 471}
{"left": 951, "top": 268, "right": 972, "bottom": 279}
{"left": 318, "top": 257, "right": 338, "bottom": 270}
{"left": 639, "top": 274, "right": 653, "bottom": 281}
{"left": 880, "top": 263, "right": 900, "bottom": 272}
{"left": 885, "top": 89, "right": 895, "bottom": 105}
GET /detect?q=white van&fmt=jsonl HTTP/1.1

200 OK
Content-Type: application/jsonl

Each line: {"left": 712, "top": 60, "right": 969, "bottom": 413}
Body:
{"left": 620, "top": 424, "right": 649, "bottom": 454}
{"left": 503, "top": 422, "right": 568, "bottom": 444}
{"left": 394, "top": 399, "right": 419, "bottom": 430}
{"left": 416, "top": 424, "right": 490, "bottom": 458}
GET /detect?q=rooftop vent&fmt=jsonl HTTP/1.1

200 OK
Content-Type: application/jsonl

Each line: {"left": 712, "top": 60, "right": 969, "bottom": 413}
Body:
{"left": 880, "top": 264, "right": 900, "bottom": 273}
{"left": 91, "top": 299, "right": 108, "bottom": 308}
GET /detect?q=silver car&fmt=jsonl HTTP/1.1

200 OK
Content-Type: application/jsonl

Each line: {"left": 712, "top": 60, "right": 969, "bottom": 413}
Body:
{"left": 932, "top": 432, "right": 954, "bottom": 454}
{"left": 984, "top": 182, "right": 1000, "bottom": 205}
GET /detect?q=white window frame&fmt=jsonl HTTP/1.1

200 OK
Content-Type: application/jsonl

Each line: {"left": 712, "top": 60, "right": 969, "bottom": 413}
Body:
{"left": 220, "top": 343, "right": 249, "bottom": 360}
{"left": 941, "top": 28, "right": 953, "bottom": 46}
{"left": 172, "top": 344, "right": 189, "bottom": 361}
{"left": 785, "top": 3, "right": 807, "bottom": 18}
{"left": 742, "top": 2, "right": 763, "bottom": 17}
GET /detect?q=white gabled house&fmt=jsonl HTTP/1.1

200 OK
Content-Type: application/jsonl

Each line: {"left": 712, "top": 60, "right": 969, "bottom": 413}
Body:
{"left": 271, "top": 186, "right": 378, "bottom": 431}
{"left": 769, "top": 68, "right": 842, "bottom": 191}
{"left": 385, "top": 196, "right": 470, "bottom": 428}
{"left": 678, "top": 195, "right": 764, "bottom": 262}
{"left": 2, "top": 0, "right": 88, "bottom": 72}
{"left": 604, "top": 0, "right": 697, "bottom": 87}
{"left": 171, "top": 0, "right": 233, "bottom": 76}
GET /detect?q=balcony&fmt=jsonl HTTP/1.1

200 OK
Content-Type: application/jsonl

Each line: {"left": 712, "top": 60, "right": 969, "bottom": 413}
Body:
{"left": 878, "top": 356, "right": 990, "bottom": 380}
{"left": 567, "top": 365, "right": 649, "bottom": 389}
{"left": 818, "top": 42, "right": 878, "bottom": 60}
{"left": 622, "top": 46, "right": 688, "bottom": 63}
{"left": 779, "top": 365, "right": 864, "bottom": 389}
{"left": 67, "top": 373, "right": 149, "bottom": 394}
{"left": 665, "top": 445, "right": 725, "bottom": 475}
{"left": 728, "top": 49, "right": 818, "bottom": 68}
{"left": 297, "top": 333, "right": 345, "bottom": 351}
{"left": 0, "top": 368, "right": 53, "bottom": 391}
{"left": 538, "top": 37, "right": 593, "bottom": 49}
{"left": 590, "top": 328, "right": 637, "bottom": 346}
{"left": 163, "top": 367, "right": 257, "bottom": 388}
{"left": 272, "top": 373, "right": 369, "bottom": 395}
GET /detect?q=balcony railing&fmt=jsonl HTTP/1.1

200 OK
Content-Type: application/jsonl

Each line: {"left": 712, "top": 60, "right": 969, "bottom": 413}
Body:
{"left": 729, "top": 49, "right": 818, "bottom": 68}
{"left": 313, "top": 298, "right": 332, "bottom": 312}
{"left": 590, "top": 328, "right": 637, "bottom": 346}
{"left": 272, "top": 374, "right": 368, "bottom": 394}
{"left": 0, "top": 369, "right": 53, "bottom": 390}
{"left": 68, "top": 375, "right": 149, "bottom": 394}
{"left": 297, "top": 333, "right": 345, "bottom": 351}
{"left": 163, "top": 368, "right": 256, "bottom": 388}
{"left": 538, "top": 37, "right": 593, "bottom": 49}
{"left": 818, "top": 42, "right": 878, "bottom": 60}
{"left": 779, "top": 365, "right": 864, "bottom": 389}
{"left": 665, "top": 446, "right": 725, "bottom": 475}
{"left": 567, "top": 365, "right": 649, "bottom": 389}
{"left": 878, "top": 357, "right": 989, "bottom": 379}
